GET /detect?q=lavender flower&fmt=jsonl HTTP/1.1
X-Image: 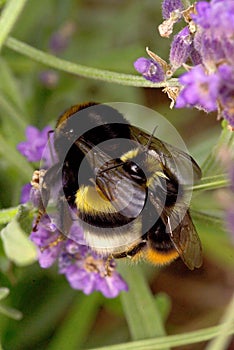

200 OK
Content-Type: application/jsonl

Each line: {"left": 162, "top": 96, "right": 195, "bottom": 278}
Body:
{"left": 176, "top": 65, "right": 220, "bottom": 112}
{"left": 30, "top": 216, "right": 128, "bottom": 298}
{"left": 20, "top": 183, "right": 32, "bottom": 204}
{"left": 135, "top": 0, "right": 234, "bottom": 127}
{"left": 17, "top": 125, "right": 52, "bottom": 163}
{"left": 134, "top": 58, "right": 165, "bottom": 83}
{"left": 49, "top": 22, "right": 76, "bottom": 55}
{"left": 169, "top": 27, "right": 192, "bottom": 70}
{"left": 179, "top": 0, "right": 234, "bottom": 125}
{"left": 162, "top": 0, "right": 184, "bottom": 20}
{"left": 17, "top": 124, "right": 128, "bottom": 298}
{"left": 39, "top": 70, "right": 59, "bottom": 88}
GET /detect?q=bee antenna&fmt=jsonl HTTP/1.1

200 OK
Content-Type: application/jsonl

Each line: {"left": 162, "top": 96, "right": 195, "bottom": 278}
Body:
{"left": 146, "top": 126, "right": 158, "bottom": 150}
{"left": 98, "top": 162, "right": 124, "bottom": 175}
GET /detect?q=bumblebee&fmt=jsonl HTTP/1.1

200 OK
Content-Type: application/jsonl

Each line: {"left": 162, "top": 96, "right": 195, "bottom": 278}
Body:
{"left": 36, "top": 102, "right": 202, "bottom": 270}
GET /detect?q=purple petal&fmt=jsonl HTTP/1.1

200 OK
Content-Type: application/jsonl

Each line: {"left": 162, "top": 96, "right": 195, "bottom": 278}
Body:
{"left": 96, "top": 272, "right": 128, "bottom": 298}
{"left": 169, "top": 27, "right": 192, "bottom": 70}
{"left": 134, "top": 58, "right": 165, "bottom": 83}
{"left": 162, "top": 0, "right": 184, "bottom": 20}
{"left": 20, "top": 183, "right": 32, "bottom": 204}
{"left": 176, "top": 65, "right": 220, "bottom": 111}
{"left": 65, "top": 265, "right": 97, "bottom": 295}
{"left": 17, "top": 125, "right": 53, "bottom": 163}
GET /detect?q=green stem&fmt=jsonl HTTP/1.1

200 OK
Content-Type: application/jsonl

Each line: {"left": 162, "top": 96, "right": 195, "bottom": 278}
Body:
{"left": 118, "top": 263, "right": 168, "bottom": 344}
{"left": 5, "top": 37, "right": 180, "bottom": 88}
{"left": 205, "top": 293, "right": 234, "bottom": 350}
{"left": 89, "top": 325, "right": 234, "bottom": 350}
{"left": 191, "top": 210, "right": 223, "bottom": 225}
{"left": 192, "top": 175, "right": 228, "bottom": 192}
{"left": 0, "top": 94, "right": 27, "bottom": 131}
{"left": 0, "top": 0, "right": 29, "bottom": 51}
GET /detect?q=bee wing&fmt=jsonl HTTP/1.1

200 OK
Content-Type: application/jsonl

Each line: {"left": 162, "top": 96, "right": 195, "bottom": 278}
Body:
{"left": 129, "top": 125, "right": 202, "bottom": 185}
{"left": 167, "top": 210, "right": 203, "bottom": 269}
{"left": 149, "top": 192, "right": 202, "bottom": 270}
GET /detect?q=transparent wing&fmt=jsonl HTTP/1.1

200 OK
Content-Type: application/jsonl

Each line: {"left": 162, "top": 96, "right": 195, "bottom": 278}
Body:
{"left": 167, "top": 210, "right": 202, "bottom": 269}
{"left": 129, "top": 125, "right": 202, "bottom": 185}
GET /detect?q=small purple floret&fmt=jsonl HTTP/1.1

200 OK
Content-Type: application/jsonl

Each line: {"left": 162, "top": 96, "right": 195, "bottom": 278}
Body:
{"left": 134, "top": 58, "right": 165, "bottom": 83}
{"left": 176, "top": 65, "right": 219, "bottom": 112}
{"left": 30, "top": 216, "right": 128, "bottom": 298}
{"left": 169, "top": 27, "right": 192, "bottom": 70}
{"left": 17, "top": 125, "right": 52, "bottom": 163}
{"left": 162, "top": 0, "right": 184, "bottom": 20}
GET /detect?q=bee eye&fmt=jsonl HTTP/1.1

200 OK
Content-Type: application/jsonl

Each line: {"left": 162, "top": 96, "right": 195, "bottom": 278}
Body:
{"left": 124, "top": 161, "right": 146, "bottom": 184}
{"left": 65, "top": 128, "right": 74, "bottom": 139}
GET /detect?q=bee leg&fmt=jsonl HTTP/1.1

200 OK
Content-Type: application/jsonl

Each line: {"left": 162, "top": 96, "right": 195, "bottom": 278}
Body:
{"left": 104, "top": 255, "right": 115, "bottom": 277}
{"left": 31, "top": 169, "right": 48, "bottom": 232}
{"left": 40, "top": 233, "right": 66, "bottom": 252}
{"left": 57, "top": 191, "right": 74, "bottom": 237}
{"left": 33, "top": 208, "right": 45, "bottom": 232}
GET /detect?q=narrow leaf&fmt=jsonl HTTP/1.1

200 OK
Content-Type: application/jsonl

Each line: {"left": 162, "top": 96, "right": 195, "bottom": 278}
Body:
{"left": 118, "top": 263, "right": 168, "bottom": 343}
{"left": 0, "top": 304, "right": 23, "bottom": 320}
{"left": 89, "top": 324, "right": 234, "bottom": 350}
{"left": 0, "top": 288, "right": 9, "bottom": 301}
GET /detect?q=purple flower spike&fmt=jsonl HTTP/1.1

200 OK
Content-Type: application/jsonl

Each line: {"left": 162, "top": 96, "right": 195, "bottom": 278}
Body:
{"left": 169, "top": 27, "right": 192, "bottom": 70}
{"left": 176, "top": 65, "right": 220, "bottom": 112}
{"left": 60, "top": 248, "right": 128, "bottom": 298}
{"left": 134, "top": 58, "right": 165, "bottom": 83}
{"left": 192, "top": 1, "right": 211, "bottom": 29}
{"left": 162, "top": 0, "right": 184, "bottom": 20}
{"left": 97, "top": 272, "right": 128, "bottom": 298}
{"left": 30, "top": 220, "right": 63, "bottom": 268}
{"left": 30, "top": 215, "right": 128, "bottom": 298}
{"left": 217, "top": 64, "right": 234, "bottom": 126}
{"left": 17, "top": 125, "right": 52, "bottom": 163}
{"left": 20, "top": 183, "right": 32, "bottom": 204}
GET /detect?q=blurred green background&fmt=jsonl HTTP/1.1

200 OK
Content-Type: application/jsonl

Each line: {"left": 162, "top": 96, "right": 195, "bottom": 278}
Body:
{"left": 0, "top": 1, "right": 233, "bottom": 349}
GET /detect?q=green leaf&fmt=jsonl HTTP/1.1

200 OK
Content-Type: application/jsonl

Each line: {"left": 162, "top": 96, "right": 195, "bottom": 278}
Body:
{"left": 0, "top": 0, "right": 29, "bottom": 52}
{"left": 155, "top": 293, "right": 171, "bottom": 323}
{"left": 0, "top": 288, "right": 9, "bottom": 301}
{"left": 0, "top": 58, "right": 27, "bottom": 116}
{"left": 0, "top": 304, "right": 23, "bottom": 320}
{"left": 16, "top": 204, "right": 35, "bottom": 234}
{"left": 0, "top": 287, "right": 22, "bottom": 320}
{"left": 193, "top": 213, "right": 234, "bottom": 268}
{"left": 0, "top": 207, "right": 19, "bottom": 226}
{"left": 118, "top": 263, "right": 168, "bottom": 344}
{"left": 47, "top": 293, "right": 102, "bottom": 350}
{"left": 1, "top": 217, "right": 37, "bottom": 266}
{"left": 89, "top": 324, "right": 234, "bottom": 350}
{"left": 202, "top": 127, "right": 234, "bottom": 177}
{"left": 0, "top": 134, "right": 34, "bottom": 182}
{"left": 205, "top": 293, "right": 234, "bottom": 350}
